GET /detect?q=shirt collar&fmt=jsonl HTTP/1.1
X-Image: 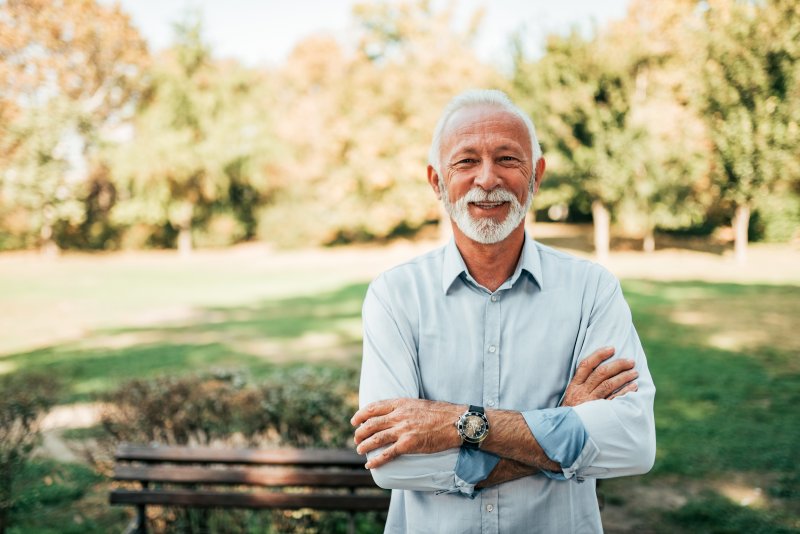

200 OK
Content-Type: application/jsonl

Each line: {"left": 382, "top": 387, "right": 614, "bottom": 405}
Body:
{"left": 441, "top": 231, "right": 544, "bottom": 294}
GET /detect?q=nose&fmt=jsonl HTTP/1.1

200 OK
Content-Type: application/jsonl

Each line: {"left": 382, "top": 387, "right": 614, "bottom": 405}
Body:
{"left": 474, "top": 161, "right": 501, "bottom": 191}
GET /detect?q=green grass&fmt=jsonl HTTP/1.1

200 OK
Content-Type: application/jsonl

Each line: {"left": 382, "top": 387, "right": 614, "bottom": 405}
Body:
{"left": 620, "top": 280, "right": 800, "bottom": 531}
{"left": 3, "top": 282, "right": 368, "bottom": 401}
{"left": 2, "top": 254, "right": 799, "bottom": 532}
{"left": 7, "top": 459, "right": 129, "bottom": 534}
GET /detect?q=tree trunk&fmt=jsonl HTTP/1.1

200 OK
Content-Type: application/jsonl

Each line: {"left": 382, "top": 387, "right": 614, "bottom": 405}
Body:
{"left": 592, "top": 200, "right": 610, "bottom": 263}
{"left": 39, "top": 218, "right": 58, "bottom": 258}
{"left": 177, "top": 226, "right": 193, "bottom": 257}
{"left": 643, "top": 226, "right": 655, "bottom": 253}
{"left": 733, "top": 203, "right": 750, "bottom": 264}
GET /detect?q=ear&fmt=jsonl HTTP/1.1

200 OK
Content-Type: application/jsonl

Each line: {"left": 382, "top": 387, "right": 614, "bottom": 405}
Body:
{"left": 532, "top": 157, "right": 546, "bottom": 194}
{"left": 427, "top": 165, "right": 442, "bottom": 200}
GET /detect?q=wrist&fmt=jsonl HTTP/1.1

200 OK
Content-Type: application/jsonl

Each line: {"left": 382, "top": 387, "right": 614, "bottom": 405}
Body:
{"left": 456, "top": 405, "right": 490, "bottom": 449}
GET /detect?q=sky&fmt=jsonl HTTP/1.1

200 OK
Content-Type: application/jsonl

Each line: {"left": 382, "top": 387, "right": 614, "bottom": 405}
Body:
{"left": 107, "top": 0, "right": 631, "bottom": 69}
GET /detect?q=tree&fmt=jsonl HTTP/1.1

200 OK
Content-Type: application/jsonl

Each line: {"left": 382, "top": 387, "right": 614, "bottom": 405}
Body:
{"left": 513, "top": 31, "right": 642, "bottom": 261}
{"left": 699, "top": 0, "right": 800, "bottom": 262}
{"left": 607, "top": 0, "right": 710, "bottom": 252}
{"left": 108, "top": 13, "right": 277, "bottom": 253}
{"left": 0, "top": 0, "right": 148, "bottom": 253}
{"left": 513, "top": 1, "right": 716, "bottom": 257}
{"left": 260, "top": 0, "right": 501, "bottom": 246}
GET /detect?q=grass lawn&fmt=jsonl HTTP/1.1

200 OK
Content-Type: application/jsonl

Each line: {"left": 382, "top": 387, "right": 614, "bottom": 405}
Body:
{"left": 1, "top": 245, "right": 799, "bottom": 532}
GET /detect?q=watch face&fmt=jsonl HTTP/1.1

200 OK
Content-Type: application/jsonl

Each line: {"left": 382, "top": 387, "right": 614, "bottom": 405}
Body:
{"left": 462, "top": 414, "right": 487, "bottom": 439}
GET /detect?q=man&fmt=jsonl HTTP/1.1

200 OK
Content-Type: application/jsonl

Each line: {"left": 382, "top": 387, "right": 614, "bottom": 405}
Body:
{"left": 351, "top": 89, "right": 655, "bottom": 533}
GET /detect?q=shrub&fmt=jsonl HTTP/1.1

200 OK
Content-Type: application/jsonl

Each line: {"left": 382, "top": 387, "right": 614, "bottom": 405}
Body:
{"left": 101, "top": 367, "right": 358, "bottom": 447}
{"left": 0, "top": 374, "right": 60, "bottom": 534}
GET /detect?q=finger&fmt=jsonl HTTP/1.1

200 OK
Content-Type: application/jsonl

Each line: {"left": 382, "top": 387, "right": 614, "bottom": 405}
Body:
{"left": 607, "top": 381, "right": 638, "bottom": 401}
{"left": 351, "top": 399, "right": 396, "bottom": 427}
{"left": 353, "top": 415, "right": 392, "bottom": 445}
{"left": 364, "top": 444, "right": 400, "bottom": 469}
{"left": 595, "top": 369, "right": 639, "bottom": 399}
{"left": 356, "top": 429, "right": 397, "bottom": 455}
{"left": 572, "top": 347, "right": 615, "bottom": 385}
{"left": 584, "top": 358, "right": 634, "bottom": 390}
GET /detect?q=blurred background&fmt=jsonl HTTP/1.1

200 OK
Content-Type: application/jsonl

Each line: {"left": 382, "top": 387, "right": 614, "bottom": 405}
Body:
{"left": 0, "top": 0, "right": 798, "bottom": 532}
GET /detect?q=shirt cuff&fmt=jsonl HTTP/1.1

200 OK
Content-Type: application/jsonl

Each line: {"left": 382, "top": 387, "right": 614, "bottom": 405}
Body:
{"left": 436, "top": 447, "right": 500, "bottom": 498}
{"left": 522, "top": 407, "right": 588, "bottom": 481}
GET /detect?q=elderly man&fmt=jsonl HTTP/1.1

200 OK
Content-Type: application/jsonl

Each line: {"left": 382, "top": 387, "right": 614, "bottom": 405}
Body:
{"left": 351, "top": 89, "right": 655, "bottom": 533}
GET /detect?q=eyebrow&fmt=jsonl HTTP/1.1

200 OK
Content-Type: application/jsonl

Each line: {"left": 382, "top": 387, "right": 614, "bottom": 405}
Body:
{"left": 449, "top": 144, "right": 525, "bottom": 160}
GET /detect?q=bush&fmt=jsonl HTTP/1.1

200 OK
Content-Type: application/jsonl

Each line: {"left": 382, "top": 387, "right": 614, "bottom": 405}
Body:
{"left": 0, "top": 374, "right": 60, "bottom": 534}
{"left": 101, "top": 367, "right": 358, "bottom": 447}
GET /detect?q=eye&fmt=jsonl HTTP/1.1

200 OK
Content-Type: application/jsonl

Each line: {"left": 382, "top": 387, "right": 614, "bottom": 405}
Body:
{"left": 452, "top": 158, "right": 479, "bottom": 169}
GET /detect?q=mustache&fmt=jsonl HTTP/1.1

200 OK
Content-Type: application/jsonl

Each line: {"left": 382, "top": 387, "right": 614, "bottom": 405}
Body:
{"left": 461, "top": 188, "right": 517, "bottom": 203}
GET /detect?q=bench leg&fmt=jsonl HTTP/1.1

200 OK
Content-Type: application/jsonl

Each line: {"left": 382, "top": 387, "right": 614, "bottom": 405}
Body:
{"left": 135, "top": 504, "right": 147, "bottom": 534}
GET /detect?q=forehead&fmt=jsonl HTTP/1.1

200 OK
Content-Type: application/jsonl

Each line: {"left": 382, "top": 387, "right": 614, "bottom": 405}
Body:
{"left": 441, "top": 104, "right": 531, "bottom": 156}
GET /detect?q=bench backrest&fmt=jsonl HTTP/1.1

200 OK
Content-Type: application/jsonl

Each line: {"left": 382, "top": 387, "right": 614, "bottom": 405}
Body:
{"left": 110, "top": 443, "right": 390, "bottom": 512}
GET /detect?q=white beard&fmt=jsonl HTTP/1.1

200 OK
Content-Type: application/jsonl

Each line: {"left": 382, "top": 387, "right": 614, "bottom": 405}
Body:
{"left": 440, "top": 178, "right": 533, "bottom": 244}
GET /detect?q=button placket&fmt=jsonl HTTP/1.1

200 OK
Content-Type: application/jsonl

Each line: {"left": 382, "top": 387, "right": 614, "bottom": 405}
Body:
{"left": 484, "top": 291, "right": 501, "bottom": 417}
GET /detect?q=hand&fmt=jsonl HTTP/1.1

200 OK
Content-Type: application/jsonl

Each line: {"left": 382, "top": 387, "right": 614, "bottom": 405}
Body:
{"left": 350, "top": 398, "right": 463, "bottom": 469}
{"left": 561, "top": 347, "right": 638, "bottom": 407}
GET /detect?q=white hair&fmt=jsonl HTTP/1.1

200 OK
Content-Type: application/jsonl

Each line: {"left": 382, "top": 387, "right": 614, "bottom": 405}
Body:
{"left": 427, "top": 89, "right": 543, "bottom": 175}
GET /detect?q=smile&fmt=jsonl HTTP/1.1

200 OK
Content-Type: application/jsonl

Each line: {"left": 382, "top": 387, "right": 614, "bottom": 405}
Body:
{"left": 470, "top": 201, "right": 508, "bottom": 209}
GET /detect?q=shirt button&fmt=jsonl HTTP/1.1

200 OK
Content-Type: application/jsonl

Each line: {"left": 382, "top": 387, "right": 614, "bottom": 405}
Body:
{"left": 488, "top": 345, "right": 496, "bottom": 353}
{"left": 490, "top": 295, "right": 497, "bottom": 302}
{"left": 486, "top": 504, "right": 494, "bottom": 512}
{"left": 487, "top": 400, "right": 495, "bottom": 407}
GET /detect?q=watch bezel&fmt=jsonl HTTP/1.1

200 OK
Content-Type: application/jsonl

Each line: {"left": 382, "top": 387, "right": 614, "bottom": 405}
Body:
{"left": 456, "top": 410, "right": 490, "bottom": 444}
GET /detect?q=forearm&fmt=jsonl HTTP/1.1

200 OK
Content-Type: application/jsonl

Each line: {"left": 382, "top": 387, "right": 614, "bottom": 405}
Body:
{"left": 475, "top": 458, "right": 539, "bottom": 489}
{"left": 480, "top": 409, "right": 561, "bottom": 473}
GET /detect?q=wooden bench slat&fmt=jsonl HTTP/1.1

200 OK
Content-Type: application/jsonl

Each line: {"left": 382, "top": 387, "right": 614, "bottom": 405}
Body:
{"left": 114, "top": 465, "right": 379, "bottom": 488}
{"left": 110, "top": 489, "right": 391, "bottom": 511}
{"left": 115, "top": 444, "right": 365, "bottom": 467}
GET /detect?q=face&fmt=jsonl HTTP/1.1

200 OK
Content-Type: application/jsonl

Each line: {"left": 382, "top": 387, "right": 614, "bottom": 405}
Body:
{"left": 428, "top": 105, "right": 544, "bottom": 245}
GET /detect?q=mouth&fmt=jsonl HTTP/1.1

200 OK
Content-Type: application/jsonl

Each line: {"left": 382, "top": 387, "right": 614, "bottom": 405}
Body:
{"left": 470, "top": 201, "right": 508, "bottom": 210}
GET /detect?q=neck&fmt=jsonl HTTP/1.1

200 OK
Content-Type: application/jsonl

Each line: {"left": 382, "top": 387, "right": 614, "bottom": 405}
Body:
{"left": 452, "top": 223, "right": 526, "bottom": 292}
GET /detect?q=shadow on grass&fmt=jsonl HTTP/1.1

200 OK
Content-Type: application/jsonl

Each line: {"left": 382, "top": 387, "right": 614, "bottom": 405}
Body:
{"left": 617, "top": 280, "right": 800, "bottom": 531}
{"left": 4, "top": 282, "right": 369, "bottom": 402}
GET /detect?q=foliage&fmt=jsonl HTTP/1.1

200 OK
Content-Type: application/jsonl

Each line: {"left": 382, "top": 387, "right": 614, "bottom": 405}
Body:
{"left": 0, "top": 0, "right": 149, "bottom": 252}
{"left": 6, "top": 459, "right": 126, "bottom": 534}
{"left": 512, "top": 0, "right": 712, "bottom": 253}
{"left": 106, "top": 12, "right": 278, "bottom": 253}
{"left": 100, "top": 367, "right": 358, "bottom": 448}
{"left": 0, "top": 374, "right": 60, "bottom": 534}
{"left": 259, "top": 0, "right": 501, "bottom": 246}
{"left": 698, "top": 0, "right": 800, "bottom": 257}
{"left": 2, "top": 0, "right": 799, "bottom": 252}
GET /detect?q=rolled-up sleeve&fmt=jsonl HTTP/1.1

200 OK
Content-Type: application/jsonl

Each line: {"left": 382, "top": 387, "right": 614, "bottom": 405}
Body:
{"left": 523, "top": 407, "right": 588, "bottom": 480}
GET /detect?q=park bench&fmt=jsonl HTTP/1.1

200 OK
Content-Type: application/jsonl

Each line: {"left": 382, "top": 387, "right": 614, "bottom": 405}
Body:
{"left": 109, "top": 443, "right": 390, "bottom": 534}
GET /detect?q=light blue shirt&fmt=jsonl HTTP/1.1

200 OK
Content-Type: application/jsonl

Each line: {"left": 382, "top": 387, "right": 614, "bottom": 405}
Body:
{"left": 359, "top": 234, "right": 656, "bottom": 533}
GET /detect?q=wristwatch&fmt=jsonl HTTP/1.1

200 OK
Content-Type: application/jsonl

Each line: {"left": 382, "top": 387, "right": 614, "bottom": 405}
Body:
{"left": 456, "top": 405, "right": 490, "bottom": 449}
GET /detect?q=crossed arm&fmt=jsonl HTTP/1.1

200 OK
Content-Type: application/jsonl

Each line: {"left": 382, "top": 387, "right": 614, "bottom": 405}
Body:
{"left": 351, "top": 347, "right": 639, "bottom": 486}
